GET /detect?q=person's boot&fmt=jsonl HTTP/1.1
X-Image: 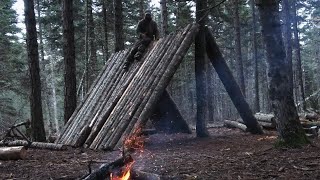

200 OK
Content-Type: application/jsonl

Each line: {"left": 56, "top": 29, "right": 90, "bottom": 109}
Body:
{"left": 123, "top": 61, "right": 131, "bottom": 70}
{"left": 134, "top": 52, "right": 143, "bottom": 61}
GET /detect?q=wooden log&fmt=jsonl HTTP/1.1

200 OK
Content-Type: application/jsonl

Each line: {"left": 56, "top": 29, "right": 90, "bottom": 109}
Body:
{"left": 84, "top": 54, "right": 143, "bottom": 148}
{"left": 254, "top": 113, "right": 275, "bottom": 123}
{"left": 85, "top": 40, "right": 164, "bottom": 149}
{"left": 0, "top": 140, "right": 67, "bottom": 151}
{"left": 57, "top": 53, "right": 116, "bottom": 143}
{"left": 67, "top": 51, "right": 128, "bottom": 145}
{"left": 71, "top": 51, "right": 131, "bottom": 146}
{"left": 131, "top": 169, "right": 161, "bottom": 180}
{"left": 114, "top": 25, "right": 196, "bottom": 149}
{"left": 106, "top": 27, "right": 192, "bottom": 149}
{"left": 82, "top": 155, "right": 133, "bottom": 180}
{"left": 58, "top": 53, "right": 120, "bottom": 144}
{"left": 0, "top": 146, "right": 27, "bottom": 160}
{"left": 224, "top": 120, "right": 247, "bottom": 132}
{"left": 205, "top": 27, "right": 263, "bottom": 134}
{"left": 104, "top": 33, "right": 183, "bottom": 148}
{"left": 92, "top": 34, "right": 176, "bottom": 149}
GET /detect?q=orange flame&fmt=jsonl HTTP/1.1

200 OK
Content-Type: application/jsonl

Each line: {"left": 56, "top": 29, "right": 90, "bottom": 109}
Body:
{"left": 110, "top": 162, "right": 134, "bottom": 180}
{"left": 111, "top": 127, "right": 145, "bottom": 180}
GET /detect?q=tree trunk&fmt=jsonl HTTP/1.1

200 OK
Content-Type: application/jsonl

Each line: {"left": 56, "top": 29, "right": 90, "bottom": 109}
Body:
{"left": 234, "top": 0, "right": 246, "bottom": 96}
{"left": 114, "top": 0, "right": 124, "bottom": 52}
{"left": 24, "top": 0, "right": 46, "bottom": 142}
{"left": 205, "top": 27, "right": 263, "bottom": 134}
{"left": 282, "top": 0, "right": 294, "bottom": 91}
{"left": 195, "top": 0, "right": 209, "bottom": 137}
{"left": 251, "top": 0, "right": 260, "bottom": 112}
{"left": 160, "top": 0, "right": 168, "bottom": 36}
{"left": 139, "top": 0, "right": 144, "bottom": 19}
{"left": 63, "top": 0, "right": 77, "bottom": 123}
{"left": 292, "top": 0, "right": 306, "bottom": 111}
{"left": 102, "top": 0, "right": 109, "bottom": 62}
{"left": 256, "top": 0, "right": 308, "bottom": 146}
{"left": 87, "top": 0, "right": 98, "bottom": 88}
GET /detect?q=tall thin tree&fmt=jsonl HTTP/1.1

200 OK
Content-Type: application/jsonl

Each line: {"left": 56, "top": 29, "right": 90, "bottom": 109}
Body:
{"left": 234, "top": 0, "right": 246, "bottom": 96}
{"left": 160, "top": 0, "right": 168, "bottom": 36}
{"left": 114, "top": 0, "right": 124, "bottom": 52}
{"left": 282, "top": 0, "right": 294, "bottom": 90}
{"left": 292, "top": 0, "right": 306, "bottom": 110}
{"left": 63, "top": 0, "right": 77, "bottom": 123}
{"left": 195, "top": 0, "right": 209, "bottom": 137}
{"left": 251, "top": 0, "right": 260, "bottom": 112}
{"left": 256, "top": 0, "right": 308, "bottom": 146}
{"left": 102, "top": 0, "right": 109, "bottom": 62}
{"left": 24, "top": 0, "right": 46, "bottom": 141}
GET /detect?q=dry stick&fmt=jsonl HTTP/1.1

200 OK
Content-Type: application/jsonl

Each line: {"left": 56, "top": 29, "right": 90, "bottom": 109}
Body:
{"left": 73, "top": 51, "right": 134, "bottom": 147}
{"left": 114, "top": 25, "right": 194, "bottom": 149}
{"left": 58, "top": 53, "right": 119, "bottom": 144}
{"left": 132, "top": 24, "right": 199, "bottom": 135}
{"left": 90, "top": 37, "right": 171, "bottom": 149}
{"left": 57, "top": 53, "right": 117, "bottom": 143}
{"left": 102, "top": 35, "right": 180, "bottom": 149}
{"left": 63, "top": 52, "right": 125, "bottom": 145}
{"left": 70, "top": 51, "right": 130, "bottom": 146}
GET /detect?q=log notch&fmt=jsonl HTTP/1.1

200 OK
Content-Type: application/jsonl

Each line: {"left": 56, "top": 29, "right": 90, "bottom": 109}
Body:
{"left": 0, "top": 146, "right": 27, "bottom": 160}
{"left": 205, "top": 27, "right": 263, "bottom": 134}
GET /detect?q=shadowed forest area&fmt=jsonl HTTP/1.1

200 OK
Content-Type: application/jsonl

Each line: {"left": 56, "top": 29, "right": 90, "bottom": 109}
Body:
{"left": 0, "top": 0, "right": 320, "bottom": 179}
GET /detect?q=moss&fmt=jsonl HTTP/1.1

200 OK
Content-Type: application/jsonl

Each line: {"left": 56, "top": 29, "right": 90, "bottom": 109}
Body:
{"left": 274, "top": 134, "right": 310, "bottom": 148}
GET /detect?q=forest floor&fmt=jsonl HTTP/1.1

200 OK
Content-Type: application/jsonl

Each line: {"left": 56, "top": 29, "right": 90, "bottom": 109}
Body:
{"left": 1, "top": 127, "right": 320, "bottom": 180}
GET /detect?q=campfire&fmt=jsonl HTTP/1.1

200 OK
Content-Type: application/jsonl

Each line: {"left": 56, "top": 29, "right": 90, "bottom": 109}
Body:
{"left": 83, "top": 128, "right": 160, "bottom": 180}
{"left": 110, "top": 128, "right": 143, "bottom": 180}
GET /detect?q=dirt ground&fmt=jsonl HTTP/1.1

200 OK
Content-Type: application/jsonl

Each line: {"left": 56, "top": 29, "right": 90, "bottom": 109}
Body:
{"left": 1, "top": 128, "right": 320, "bottom": 180}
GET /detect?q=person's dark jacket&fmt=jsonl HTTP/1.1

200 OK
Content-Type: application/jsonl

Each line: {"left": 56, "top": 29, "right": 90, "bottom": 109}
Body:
{"left": 136, "top": 19, "right": 159, "bottom": 40}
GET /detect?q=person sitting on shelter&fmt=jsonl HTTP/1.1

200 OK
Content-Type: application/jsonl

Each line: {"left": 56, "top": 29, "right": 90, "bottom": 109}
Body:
{"left": 124, "top": 10, "right": 160, "bottom": 70}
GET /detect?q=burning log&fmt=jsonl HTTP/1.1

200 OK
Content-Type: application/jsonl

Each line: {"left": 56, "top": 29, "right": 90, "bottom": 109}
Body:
{"left": 82, "top": 155, "right": 133, "bottom": 180}
{"left": 0, "top": 146, "right": 27, "bottom": 160}
{"left": 0, "top": 140, "right": 67, "bottom": 151}
{"left": 224, "top": 120, "right": 247, "bottom": 132}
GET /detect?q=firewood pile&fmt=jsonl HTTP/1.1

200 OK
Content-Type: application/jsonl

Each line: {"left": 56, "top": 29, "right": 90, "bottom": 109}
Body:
{"left": 225, "top": 112, "right": 320, "bottom": 137}
{"left": 56, "top": 24, "right": 198, "bottom": 150}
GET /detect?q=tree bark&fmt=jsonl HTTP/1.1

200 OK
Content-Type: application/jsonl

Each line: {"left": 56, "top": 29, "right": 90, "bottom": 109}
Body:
{"left": 205, "top": 27, "right": 263, "bottom": 134}
{"left": 292, "top": 0, "right": 306, "bottom": 111}
{"left": 63, "top": 0, "right": 77, "bottom": 123}
{"left": 234, "top": 0, "right": 246, "bottom": 96}
{"left": 160, "top": 0, "right": 168, "bottom": 36}
{"left": 195, "top": 0, "right": 209, "bottom": 137}
{"left": 102, "top": 0, "right": 109, "bottom": 62}
{"left": 251, "top": 0, "right": 260, "bottom": 112}
{"left": 256, "top": 0, "right": 308, "bottom": 146}
{"left": 87, "top": 0, "right": 98, "bottom": 88}
{"left": 114, "top": 0, "right": 124, "bottom": 52}
{"left": 282, "top": 0, "right": 294, "bottom": 91}
{"left": 24, "top": 0, "right": 46, "bottom": 142}
{"left": 224, "top": 120, "right": 247, "bottom": 132}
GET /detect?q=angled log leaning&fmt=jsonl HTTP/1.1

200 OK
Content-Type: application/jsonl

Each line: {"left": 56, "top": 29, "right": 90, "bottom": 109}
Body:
{"left": 93, "top": 35, "right": 175, "bottom": 150}
{"left": 205, "top": 27, "right": 263, "bottom": 134}
{"left": 114, "top": 25, "right": 194, "bottom": 149}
